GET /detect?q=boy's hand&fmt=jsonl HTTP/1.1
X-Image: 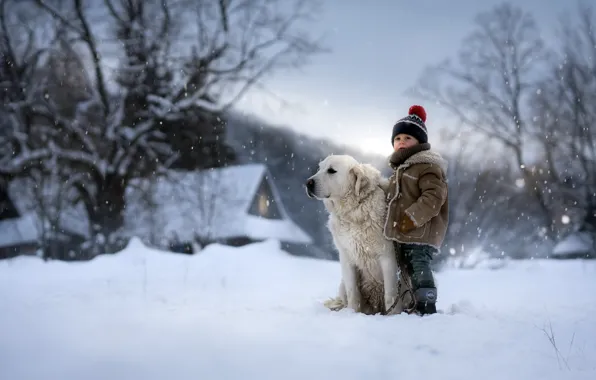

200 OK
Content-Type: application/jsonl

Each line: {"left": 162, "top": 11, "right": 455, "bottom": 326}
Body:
{"left": 399, "top": 213, "right": 417, "bottom": 232}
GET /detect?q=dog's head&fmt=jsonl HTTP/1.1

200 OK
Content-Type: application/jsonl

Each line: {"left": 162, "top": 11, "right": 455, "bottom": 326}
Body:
{"left": 305, "top": 154, "right": 380, "bottom": 200}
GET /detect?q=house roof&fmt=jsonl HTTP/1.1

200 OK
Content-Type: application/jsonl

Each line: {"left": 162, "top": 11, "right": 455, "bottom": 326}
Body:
{"left": 552, "top": 231, "right": 595, "bottom": 256}
{"left": 0, "top": 212, "right": 38, "bottom": 248}
{"left": 123, "top": 163, "right": 312, "bottom": 245}
{"left": 0, "top": 178, "right": 90, "bottom": 249}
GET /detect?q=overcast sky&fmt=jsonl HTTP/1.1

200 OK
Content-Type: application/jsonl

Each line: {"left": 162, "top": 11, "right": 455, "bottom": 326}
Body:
{"left": 234, "top": 0, "right": 577, "bottom": 156}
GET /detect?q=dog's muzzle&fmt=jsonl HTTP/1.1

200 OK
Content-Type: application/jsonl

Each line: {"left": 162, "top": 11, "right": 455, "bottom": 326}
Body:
{"left": 305, "top": 178, "right": 315, "bottom": 198}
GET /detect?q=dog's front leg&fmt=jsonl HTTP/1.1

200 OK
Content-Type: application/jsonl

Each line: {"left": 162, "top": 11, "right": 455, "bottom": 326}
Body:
{"left": 337, "top": 280, "right": 347, "bottom": 304}
{"left": 340, "top": 259, "right": 361, "bottom": 312}
{"left": 379, "top": 254, "right": 398, "bottom": 313}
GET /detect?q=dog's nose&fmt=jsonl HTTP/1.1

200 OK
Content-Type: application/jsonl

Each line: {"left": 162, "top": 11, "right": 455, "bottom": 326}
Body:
{"left": 305, "top": 178, "right": 315, "bottom": 191}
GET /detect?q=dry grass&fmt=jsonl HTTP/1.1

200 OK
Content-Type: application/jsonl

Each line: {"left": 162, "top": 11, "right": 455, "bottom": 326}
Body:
{"left": 537, "top": 317, "right": 575, "bottom": 371}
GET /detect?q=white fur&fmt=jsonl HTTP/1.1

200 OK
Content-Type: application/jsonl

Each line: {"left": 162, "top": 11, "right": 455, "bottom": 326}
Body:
{"left": 306, "top": 154, "right": 400, "bottom": 315}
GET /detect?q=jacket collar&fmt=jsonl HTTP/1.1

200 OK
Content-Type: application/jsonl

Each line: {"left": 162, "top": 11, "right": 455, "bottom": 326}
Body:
{"left": 389, "top": 144, "right": 448, "bottom": 176}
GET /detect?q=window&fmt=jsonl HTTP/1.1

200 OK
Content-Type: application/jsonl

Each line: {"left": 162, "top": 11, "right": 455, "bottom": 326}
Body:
{"left": 248, "top": 178, "right": 282, "bottom": 220}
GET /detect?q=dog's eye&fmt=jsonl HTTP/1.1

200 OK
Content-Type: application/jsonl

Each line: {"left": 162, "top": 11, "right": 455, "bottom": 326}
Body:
{"left": 327, "top": 168, "right": 336, "bottom": 174}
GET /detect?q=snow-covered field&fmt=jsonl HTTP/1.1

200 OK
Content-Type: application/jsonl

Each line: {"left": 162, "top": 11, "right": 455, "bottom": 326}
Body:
{"left": 1, "top": 238, "right": 595, "bottom": 380}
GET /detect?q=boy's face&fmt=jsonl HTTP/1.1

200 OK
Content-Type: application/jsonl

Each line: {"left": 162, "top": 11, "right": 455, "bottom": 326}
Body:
{"left": 393, "top": 133, "right": 419, "bottom": 151}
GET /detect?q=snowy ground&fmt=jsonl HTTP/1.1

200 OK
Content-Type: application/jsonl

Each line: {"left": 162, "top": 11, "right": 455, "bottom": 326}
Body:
{"left": 1, "top": 238, "right": 595, "bottom": 380}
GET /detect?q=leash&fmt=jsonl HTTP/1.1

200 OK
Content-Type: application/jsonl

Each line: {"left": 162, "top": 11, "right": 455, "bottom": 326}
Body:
{"left": 384, "top": 245, "right": 417, "bottom": 315}
{"left": 385, "top": 275, "right": 416, "bottom": 315}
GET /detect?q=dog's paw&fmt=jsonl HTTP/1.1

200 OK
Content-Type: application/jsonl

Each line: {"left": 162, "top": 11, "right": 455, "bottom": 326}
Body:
{"left": 323, "top": 297, "right": 346, "bottom": 311}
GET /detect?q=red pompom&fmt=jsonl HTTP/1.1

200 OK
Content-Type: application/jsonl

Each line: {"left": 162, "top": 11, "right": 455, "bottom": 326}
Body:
{"left": 408, "top": 105, "right": 427, "bottom": 122}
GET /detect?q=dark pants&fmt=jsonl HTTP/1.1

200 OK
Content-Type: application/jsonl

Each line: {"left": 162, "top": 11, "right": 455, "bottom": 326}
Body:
{"left": 394, "top": 242, "right": 436, "bottom": 290}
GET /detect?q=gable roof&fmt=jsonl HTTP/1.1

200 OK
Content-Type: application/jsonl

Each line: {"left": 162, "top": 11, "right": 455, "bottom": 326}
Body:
{"left": 0, "top": 212, "right": 38, "bottom": 248}
{"left": 553, "top": 231, "right": 594, "bottom": 256}
{"left": 0, "top": 178, "right": 90, "bottom": 249}
{"left": 123, "top": 163, "right": 312, "bottom": 245}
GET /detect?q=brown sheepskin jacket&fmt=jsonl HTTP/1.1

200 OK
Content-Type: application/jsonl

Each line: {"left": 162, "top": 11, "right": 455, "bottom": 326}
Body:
{"left": 382, "top": 143, "right": 449, "bottom": 250}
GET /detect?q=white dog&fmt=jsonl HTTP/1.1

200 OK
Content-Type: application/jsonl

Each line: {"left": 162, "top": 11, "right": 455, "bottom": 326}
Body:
{"left": 306, "top": 154, "right": 406, "bottom": 315}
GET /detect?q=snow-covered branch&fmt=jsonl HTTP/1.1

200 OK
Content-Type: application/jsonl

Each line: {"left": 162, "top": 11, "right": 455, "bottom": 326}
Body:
{"left": 1, "top": 0, "right": 325, "bottom": 248}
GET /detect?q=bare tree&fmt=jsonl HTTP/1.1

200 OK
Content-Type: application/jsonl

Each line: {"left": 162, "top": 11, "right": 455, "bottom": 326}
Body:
{"left": 0, "top": 0, "right": 326, "bottom": 251}
{"left": 0, "top": 0, "right": 58, "bottom": 175}
{"left": 26, "top": 165, "right": 82, "bottom": 260}
{"left": 439, "top": 150, "right": 547, "bottom": 260}
{"left": 530, "top": 3, "right": 596, "bottom": 248}
{"left": 410, "top": 3, "right": 560, "bottom": 240}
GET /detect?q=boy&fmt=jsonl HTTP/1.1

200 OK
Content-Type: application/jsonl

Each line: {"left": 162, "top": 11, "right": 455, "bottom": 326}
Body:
{"left": 383, "top": 105, "right": 449, "bottom": 316}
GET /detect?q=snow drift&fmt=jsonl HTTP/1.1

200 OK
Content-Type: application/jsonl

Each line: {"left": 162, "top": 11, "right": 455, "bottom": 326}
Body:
{"left": 1, "top": 238, "right": 595, "bottom": 380}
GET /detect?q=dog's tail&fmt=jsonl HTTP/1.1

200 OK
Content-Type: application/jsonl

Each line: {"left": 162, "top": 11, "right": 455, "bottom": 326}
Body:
{"left": 323, "top": 296, "right": 346, "bottom": 311}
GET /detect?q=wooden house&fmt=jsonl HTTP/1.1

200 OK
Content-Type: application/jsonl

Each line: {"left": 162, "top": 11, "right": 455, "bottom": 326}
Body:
{"left": 123, "top": 163, "right": 312, "bottom": 253}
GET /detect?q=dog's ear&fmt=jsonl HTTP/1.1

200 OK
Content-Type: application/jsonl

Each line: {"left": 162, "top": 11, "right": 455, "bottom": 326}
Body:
{"left": 350, "top": 164, "right": 370, "bottom": 197}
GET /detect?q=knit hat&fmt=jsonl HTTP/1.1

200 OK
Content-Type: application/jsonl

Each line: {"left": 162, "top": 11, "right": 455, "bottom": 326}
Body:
{"left": 391, "top": 105, "right": 428, "bottom": 145}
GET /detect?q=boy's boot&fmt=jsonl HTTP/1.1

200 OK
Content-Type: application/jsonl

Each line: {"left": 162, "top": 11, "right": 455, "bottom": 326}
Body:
{"left": 414, "top": 287, "right": 437, "bottom": 315}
